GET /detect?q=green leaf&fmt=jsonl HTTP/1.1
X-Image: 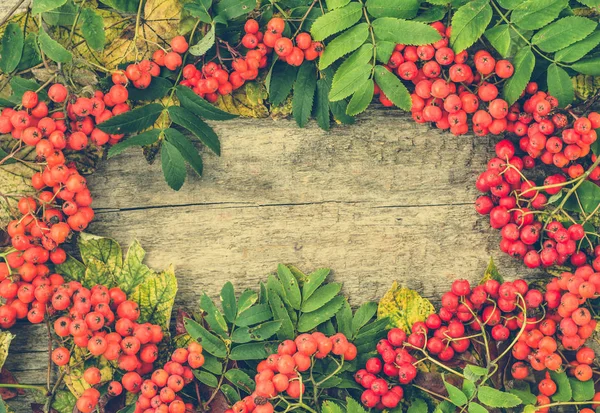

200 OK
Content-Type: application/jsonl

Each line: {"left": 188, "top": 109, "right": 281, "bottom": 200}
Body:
{"left": 346, "top": 397, "right": 368, "bottom": 413}
{"left": 175, "top": 86, "right": 236, "bottom": 120}
{"left": 484, "top": 25, "right": 511, "bottom": 58}
{"left": 578, "top": 0, "right": 600, "bottom": 5}
{"left": 336, "top": 299, "right": 353, "bottom": 337}
{"left": 43, "top": 1, "right": 77, "bottom": 27}
{"left": 374, "top": 65, "right": 411, "bottom": 111}
{"left": 164, "top": 127, "right": 203, "bottom": 176}
{"left": 298, "top": 295, "right": 345, "bottom": 332}
{"left": 549, "top": 371, "right": 572, "bottom": 402}
{"left": 220, "top": 282, "right": 237, "bottom": 323}
{"left": 107, "top": 129, "right": 161, "bottom": 159}
{"left": 189, "top": 25, "right": 215, "bottom": 56}
{"left": 311, "top": 2, "right": 364, "bottom": 41}
{"left": 184, "top": 0, "right": 212, "bottom": 22}
{"left": 464, "top": 364, "right": 488, "bottom": 381}
{"left": 319, "top": 23, "right": 369, "bottom": 70}
{"left": 199, "top": 353, "right": 222, "bottom": 375}
{"left": 235, "top": 304, "right": 272, "bottom": 327}
{"left": 98, "top": 0, "right": 138, "bottom": 13}
{"left": 478, "top": 386, "right": 522, "bottom": 408}
{"left": 414, "top": 5, "right": 447, "bottom": 23}
{"left": 532, "top": 17, "right": 597, "bottom": 53}
{"left": 326, "top": 0, "right": 351, "bottom": 9}
{"left": 127, "top": 77, "right": 172, "bottom": 102}
{"left": 231, "top": 320, "right": 282, "bottom": 343}
{"left": 200, "top": 293, "right": 229, "bottom": 336}
{"left": 168, "top": 106, "right": 221, "bottom": 155}
{"left": 569, "top": 378, "right": 595, "bottom": 402}
{"left": 268, "top": 61, "right": 298, "bottom": 106}
{"left": 9, "top": 76, "right": 47, "bottom": 101}
{"left": 462, "top": 380, "right": 476, "bottom": 399}
{"left": 229, "top": 342, "right": 277, "bottom": 360}
{"left": 0, "top": 23, "right": 24, "bottom": 73}
{"left": 237, "top": 290, "right": 258, "bottom": 315}
{"left": 503, "top": 47, "right": 535, "bottom": 105}
{"left": 329, "top": 44, "right": 373, "bottom": 101}
{"left": 193, "top": 370, "right": 218, "bottom": 387}
{"left": 314, "top": 79, "right": 331, "bottom": 131}
{"left": 130, "top": 266, "right": 177, "bottom": 328}
{"left": 322, "top": 400, "right": 345, "bottom": 413}
{"left": 555, "top": 31, "right": 600, "bottom": 63}
{"left": 372, "top": 17, "right": 442, "bottom": 45}
{"left": 268, "top": 291, "right": 295, "bottom": 340}
{"left": 277, "top": 264, "right": 302, "bottom": 310}
{"left": 302, "top": 268, "right": 330, "bottom": 302}
{"left": 376, "top": 40, "right": 395, "bottom": 63}
{"left": 116, "top": 240, "right": 154, "bottom": 294}
{"left": 98, "top": 103, "right": 164, "bottom": 134}
{"left": 51, "top": 390, "right": 77, "bottom": 413}
{"left": 408, "top": 399, "right": 429, "bottom": 413}
{"left": 347, "top": 79, "right": 374, "bottom": 116}
{"left": 571, "top": 57, "right": 600, "bottom": 75}
{"left": 480, "top": 257, "right": 504, "bottom": 284}
{"left": 220, "top": 384, "right": 239, "bottom": 404}
{"left": 302, "top": 283, "right": 342, "bottom": 312}
{"left": 509, "top": 389, "right": 537, "bottom": 405}
{"left": 467, "top": 403, "right": 488, "bottom": 413}
{"left": 38, "top": 30, "right": 72, "bottom": 63}
{"left": 32, "top": 0, "right": 67, "bottom": 14}
{"left": 351, "top": 301, "right": 378, "bottom": 336}
{"left": 511, "top": 0, "right": 567, "bottom": 30}
{"left": 443, "top": 377, "right": 468, "bottom": 406}
{"left": 225, "top": 369, "right": 255, "bottom": 392}
{"left": 377, "top": 281, "right": 435, "bottom": 331}
{"left": 77, "top": 233, "right": 122, "bottom": 272}
{"left": 16, "top": 33, "right": 42, "bottom": 71}
{"left": 547, "top": 63, "right": 573, "bottom": 108}
{"left": 79, "top": 8, "right": 105, "bottom": 50}
{"left": 564, "top": 181, "right": 600, "bottom": 214}
{"left": 184, "top": 318, "right": 227, "bottom": 358}
{"left": 450, "top": 0, "right": 493, "bottom": 53}
{"left": 292, "top": 62, "right": 317, "bottom": 127}
{"left": 496, "top": 0, "right": 522, "bottom": 7}
{"left": 366, "top": 0, "right": 420, "bottom": 19}
{"left": 161, "top": 140, "right": 187, "bottom": 191}
{"left": 214, "top": 0, "right": 255, "bottom": 20}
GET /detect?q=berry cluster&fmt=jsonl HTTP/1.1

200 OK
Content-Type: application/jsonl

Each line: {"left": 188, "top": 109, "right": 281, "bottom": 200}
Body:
{"left": 178, "top": 18, "right": 323, "bottom": 103}
{"left": 378, "top": 21, "right": 515, "bottom": 137}
{"left": 225, "top": 332, "right": 356, "bottom": 413}
{"left": 475, "top": 129, "right": 600, "bottom": 269}
{"left": 113, "top": 58, "right": 162, "bottom": 90}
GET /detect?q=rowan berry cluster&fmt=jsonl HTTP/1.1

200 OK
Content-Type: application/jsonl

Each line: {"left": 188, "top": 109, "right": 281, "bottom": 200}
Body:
{"left": 377, "top": 21, "right": 514, "bottom": 137}
{"left": 178, "top": 18, "right": 323, "bottom": 103}
{"left": 225, "top": 332, "right": 356, "bottom": 413}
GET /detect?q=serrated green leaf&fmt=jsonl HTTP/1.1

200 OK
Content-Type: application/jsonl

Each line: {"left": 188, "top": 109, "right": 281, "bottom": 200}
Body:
{"left": 225, "top": 369, "right": 255, "bottom": 392}
{"left": 0, "top": 23, "right": 24, "bottom": 73}
{"left": 496, "top": 0, "right": 521, "bottom": 7}
{"left": 462, "top": 380, "right": 476, "bottom": 399}
{"left": 268, "top": 291, "right": 294, "bottom": 340}
{"left": 484, "top": 25, "right": 511, "bottom": 58}
{"left": 237, "top": 290, "right": 258, "bottom": 315}
{"left": 38, "top": 30, "right": 72, "bottom": 63}
{"left": 311, "top": 2, "right": 363, "bottom": 41}
{"left": 168, "top": 106, "right": 220, "bottom": 155}
{"left": 314, "top": 79, "right": 331, "bottom": 130}
{"left": 32, "top": 0, "right": 67, "bottom": 14}
{"left": 366, "top": 0, "right": 420, "bottom": 19}
{"left": 163, "top": 127, "right": 203, "bottom": 176}
{"left": 130, "top": 266, "right": 177, "bottom": 329}
{"left": 532, "top": 16, "right": 597, "bottom": 53}
{"left": 570, "top": 378, "right": 595, "bottom": 402}
{"left": 374, "top": 65, "right": 411, "bottom": 111}
{"left": 322, "top": 400, "right": 345, "bottom": 413}
{"left": 464, "top": 364, "right": 488, "bottom": 381}
{"left": 556, "top": 31, "right": 600, "bottom": 63}
{"left": 9, "top": 76, "right": 46, "bottom": 101}
{"left": 468, "top": 402, "right": 488, "bottom": 413}
{"left": 98, "top": 103, "right": 164, "bottom": 134}
{"left": 268, "top": 61, "right": 298, "bottom": 106}
{"left": 319, "top": 23, "right": 369, "bottom": 70}
{"left": 571, "top": 56, "right": 600, "bottom": 75}
{"left": 509, "top": 389, "right": 537, "bottom": 405}
{"left": 200, "top": 293, "right": 229, "bottom": 336}
{"left": 278, "top": 264, "right": 302, "bottom": 310}
{"left": 450, "top": 0, "right": 493, "bottom": 53}
{"left": 194, "top": 370, "right": 218, "bottom": 387}
{"left": 128, "top": 77, "right": 173, "bottom": 102}
{"left": 220, "top": 384, "right": 239, "bottom": 404}
{"left": 229, "top": 342, "right": 277, "bottom": 360}
{"left": 351, "top": 301, "right": 377, "bottom": 336}
{"left": 16, "top": 33, "right": 42, "bottom": 71}
{"left": 107, "top": 129, "right": 161, "bottom": 159}
{"left": 372, "top": 17, "right": 442, "bottom": 45}
{"left": 564, "top": 180, "right": 600, "bottom": 213}
{"left": 301, "top": 283, "right": 342, "bottom": 312}
{"left": 161, "top": 140, "right": 187, "bottom": 191}
{"left": 184, "top": 0, "right": 212, "bottom": 22}
{"left": 347, "top": 79, "right": 374, "bottom": 116}
{"left": 292, "top": 62, "right": 317, "bottom": 127}
{"left": 414, "top": 5, "right": 446, "bottom": 23}
{"left": 376, "top": 40, "right": 395, "bottom": 63}
{"left": 79, "top": 8, "right": 105, "bottom": 50}
{"left": 547, "top": 63, "right": 574, "bottom": 108}
{"left": 214, "top": 0, "right": 255, "bottom": 20}
{"left": 231, "top": 320, "right": 282, "bottom": 343}
{"left": 511, "top": 0, "right": 567, "bottom": 30}
{"left": 478, "top": 386, "right": 522, "bottom": 408}
{"left": 444, "top": 377, "right": 468, "bottom": 406}
{"left": 330, "top": 44, "right": 373, "bottom": 101}
{"left": 346, "top": 397, "right": 367, "bottom": 413}
{"left": 326, "top": 0, "right": 351, "bottom": 9}
{"left": 336, "top": 298, "right": 353, "bottom": 337}
{"left": 176, "top": 85, "right": 237, "bottom": 120}
{"left": 51, "top": 390, "right": 77, "bottom": 413}
{"left": 503, "top": 47, "right": 535, "bottom": 105}
{"left": 189, "top": 25, "right": 215, "bottom": 56}
{"left": 221, "top": 282, "right": 237, "bottom": 323}
{"left": 298, "top": 295, "right": 345, "bottom": 332}
{"left": 115, "top": 240, "right": 154, "bottom": 294}
{"left": 235, "top": 304, "right": 272, "bottom": 327}
{"left": 184, "top": 318, "right": 227, "bottom": 358}
{"left": 408, "top": 399, "right": 429, "bottom": 413}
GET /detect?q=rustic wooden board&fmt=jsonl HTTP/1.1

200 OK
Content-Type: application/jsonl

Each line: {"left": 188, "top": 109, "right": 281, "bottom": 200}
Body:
{"left": 3, "top": 109, "right": 548, "bottom": 412}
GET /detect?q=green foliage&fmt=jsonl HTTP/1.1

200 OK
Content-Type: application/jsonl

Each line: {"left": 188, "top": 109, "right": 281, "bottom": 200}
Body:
{"left": 371, "top": 18, "right": 442, "bottom": 45}
{"left": 318, "top": 23, "right": 369, "bottom": 70}
{"left": 38, "top": 29, "right": 72, "bottom": 63}
{"left": 310, "top": 2, "right": 364, "bottom": 41}
{"left": 0, "top": 23, "right": 24, "bottom": 73}
{"left": 510, "top": 0, "right": 568, "bottom": 31}
{"left": 503, "top": 47, "right": 535, "bottom": 105}
{"left": 374, "top": 65, "right": 411, "bottom": 110}
{"left": 292, "top": 62, "right": 317, "bottom": 127}
{"left": 547, "top": 63, "right": 574, "bottom": 107}
{"left": 189, "top": 24, "right": 215, "bottom": 56}
{"left": 98, "top": 103, "right": 164, "bottom": 135}
{"left": 450, "top": 0, "right": 493, "bottom": 53}
{"left": 79, "top": 8, "right": 106, "bottom": 50}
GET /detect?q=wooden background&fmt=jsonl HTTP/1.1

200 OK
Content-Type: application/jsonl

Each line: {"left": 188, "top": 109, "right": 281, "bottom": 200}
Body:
{"left": 0, "top": 2, "right": 545, "bottom": 410}
{"left": 5, "top": 110, "right": 546, "bottom": 411}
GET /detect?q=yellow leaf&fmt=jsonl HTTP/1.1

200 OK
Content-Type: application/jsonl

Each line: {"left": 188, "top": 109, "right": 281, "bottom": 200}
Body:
{"left": 0, "top": 331, "right": 15, "bottom": 370}
{"left": 62, "top": 347, "right": 113, "bottom": 398}
{"left": 377, "top": 281, "right": 435, "bottom": 332}
{"left": 479, "top": 257, "right": 504, "bottom": 285}
{"left": 129, "top": 264, "right": 178, "bottom": 329}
